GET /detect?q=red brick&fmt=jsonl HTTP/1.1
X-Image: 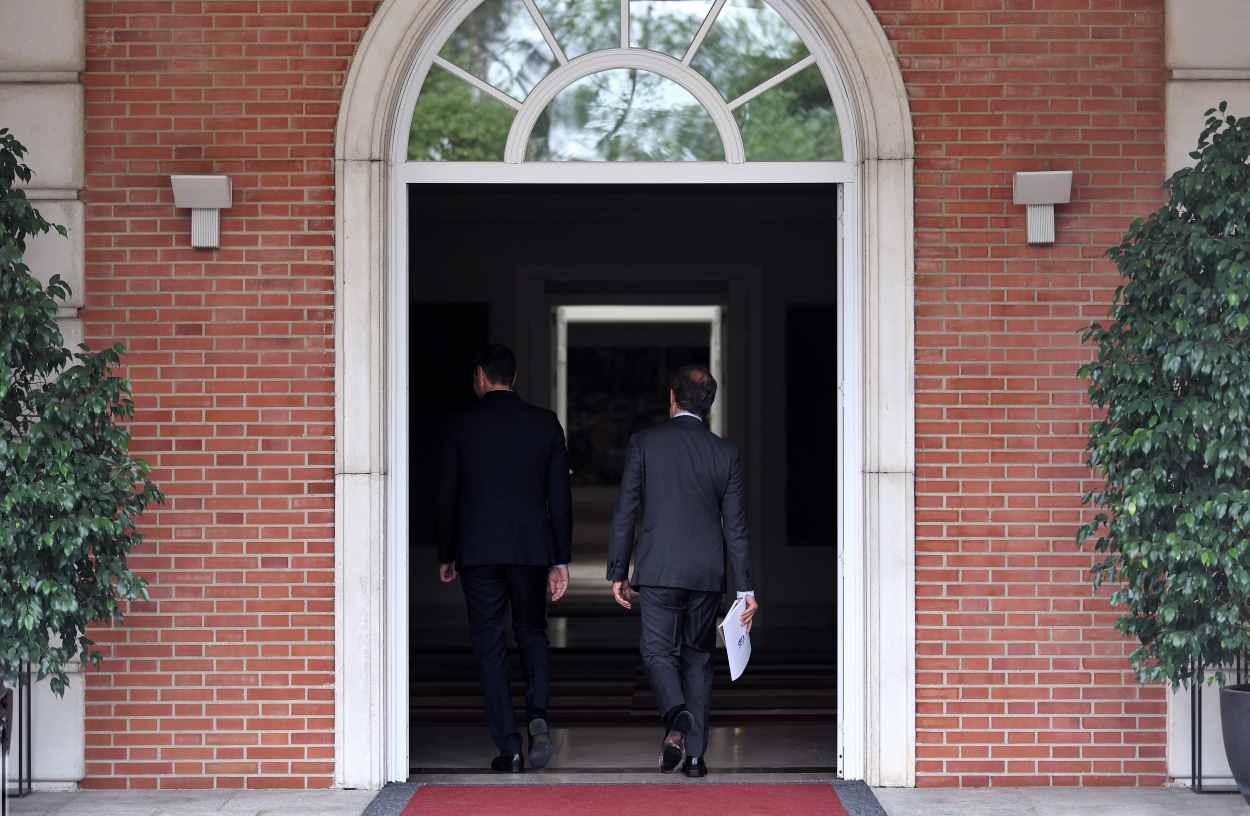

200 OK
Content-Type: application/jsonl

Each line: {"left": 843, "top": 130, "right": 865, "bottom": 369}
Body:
{"left": 81, "top": 0, "right": 1167, "bottom": 790}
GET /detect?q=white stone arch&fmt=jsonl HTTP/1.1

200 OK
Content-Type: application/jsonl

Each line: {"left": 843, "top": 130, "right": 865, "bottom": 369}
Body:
{"left": 334, "top": 0, "right": 915, "bottom": 789}
{"left": 500, "top": 49, "right": 747, "bottom": 163}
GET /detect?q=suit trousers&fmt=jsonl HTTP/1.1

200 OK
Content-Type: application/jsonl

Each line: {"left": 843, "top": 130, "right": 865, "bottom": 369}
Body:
{"left": 460, "top": 565, "right": 550, "bottom": 754}
{"left": 638, "top": 586, "right": 719, "bottom": 756}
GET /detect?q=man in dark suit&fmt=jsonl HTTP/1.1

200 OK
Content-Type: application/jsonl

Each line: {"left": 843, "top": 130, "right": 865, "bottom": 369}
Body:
{"left": 607, "top": 365, "right": 758, "bottom": 777}
{"left": 437, "top": 344, "right": 572, "bottom": 773}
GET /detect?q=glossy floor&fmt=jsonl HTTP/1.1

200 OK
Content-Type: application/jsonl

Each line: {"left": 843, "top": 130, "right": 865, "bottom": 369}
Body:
{"left": 409, "top": 722, "right": 837, "bottom": 774}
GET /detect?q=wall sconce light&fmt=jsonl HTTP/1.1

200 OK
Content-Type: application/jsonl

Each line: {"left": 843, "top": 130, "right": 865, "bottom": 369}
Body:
{"left": 171, "top": 175, "right": 232, "bottom": 249}
{"left": 1013, "top": 171, "right": 1072, "bottom": 245}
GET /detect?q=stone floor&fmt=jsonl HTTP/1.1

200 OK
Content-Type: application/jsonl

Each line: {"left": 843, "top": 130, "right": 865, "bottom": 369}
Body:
{"left": 7, "top": 785, "right": 1249, "bottom": 815}
{"left": 409, "top": 722, "right": 837, "bottom": 772}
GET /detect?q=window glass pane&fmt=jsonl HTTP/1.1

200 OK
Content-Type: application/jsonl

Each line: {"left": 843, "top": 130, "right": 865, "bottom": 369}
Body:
{"left": 734, "top": 62, "right": 841, "bottom": 161}
{"left": 438, "top": 0, "right": 557, "bottom": 101}
{"left": 532, "top": 0, "right": 619, "bottom": 58}
{"left": 408, "top": 65, "right": 516, "bottom": 160}
{"left": 526, "top": 69, "right": 725, "bottom": 161}
{"left": 629, "top": 0, "right": 714, "bottom": 59}
{"left": 690, "top": 0, "right": 807, "bottom": 102}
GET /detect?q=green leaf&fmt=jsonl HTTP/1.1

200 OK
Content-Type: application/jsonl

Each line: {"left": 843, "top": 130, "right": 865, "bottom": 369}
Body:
{"left": 0, "top": 130, "right": 162, "bottom": 694}
{"left": 1078, "top": 103, "right": 1250, "bottom": 690}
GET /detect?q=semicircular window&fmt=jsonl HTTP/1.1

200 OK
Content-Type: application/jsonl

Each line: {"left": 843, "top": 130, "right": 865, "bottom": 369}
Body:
{"left": 406, "top": 0, "right": 843, "bottom": 162}
{"left": 527, "top": 70, "right": 725, "bottom": 161}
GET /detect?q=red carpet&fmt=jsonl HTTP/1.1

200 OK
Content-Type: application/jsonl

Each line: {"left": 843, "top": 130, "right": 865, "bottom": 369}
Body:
{"left": 400, "top": 783, "right": 849, "bottom": 815}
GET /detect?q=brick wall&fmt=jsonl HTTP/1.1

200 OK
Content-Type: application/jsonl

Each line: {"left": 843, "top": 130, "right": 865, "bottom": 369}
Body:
{"left": 78, "top": 0, "right": 1167, "bottom": 791}
{"left": 81, "top": 0, "right": 378, "bottom": 790}
{"left": 877, "top": 0, "right": 1168, "bottom": 788}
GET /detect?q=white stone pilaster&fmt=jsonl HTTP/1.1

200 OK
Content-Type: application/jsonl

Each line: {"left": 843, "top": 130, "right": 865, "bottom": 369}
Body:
{"left": 1164, "top": 0, "right": 1250, "bottom": 176}
{"left": 861, "top": 155, "right": 917, "bottom": 788}
{"left": 334, "top": 158, "right": 389, "bottom": 789}
{"left": 0, "top": 83, "right": 83, "bottom": 191}
{"left": 1163, "top": 1, "right": 1250, "bottom": 785}
{"left": 334, "top": 472, "right": 386, "bottom": 789}
{"left": 1165, "top": 0, "right": 1250, "bottom": 77}
{"left": 0, "top": 0, "right": 85, "bottom": 74}
{"left": 0, "top": 0, "right": 86, "bottom": 791}
{"left": 26, "top": 199, "right": 85, "bottom": 310}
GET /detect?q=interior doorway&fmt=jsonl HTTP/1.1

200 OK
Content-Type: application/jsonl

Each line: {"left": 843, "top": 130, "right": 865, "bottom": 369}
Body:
{"left": 407, "top": 183, "right": 838, "bottom": 774}
{"left": 554, "top": 305, "right": 724, "bottom": 435}
{"left": 556, "top": 306, "right": 722, "bottom": 603}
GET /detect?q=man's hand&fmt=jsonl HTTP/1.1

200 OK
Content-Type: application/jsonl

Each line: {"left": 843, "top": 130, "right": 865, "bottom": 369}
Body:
{"left": 739, "top": 595, "right": 758, "bottom": 632}
{"left": 611, "top": 580, "right": 637, "bottom": 610}
{"left": 548, "top": 565, "right": 569, "bottom": 602}
{"left": 439, "top": 562, "right": 458, "bottom": 583}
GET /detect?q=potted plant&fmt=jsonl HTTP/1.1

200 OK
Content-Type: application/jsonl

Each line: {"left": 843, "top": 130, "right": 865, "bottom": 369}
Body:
{"left": 1078, "top": 102, "right": 1250, "bottom": 802}
{"left": 0, "top": 130, "right": 161, "bottom": 772}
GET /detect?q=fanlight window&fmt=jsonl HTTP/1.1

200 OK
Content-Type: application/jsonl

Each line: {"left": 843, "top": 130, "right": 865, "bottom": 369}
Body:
{"left": 407, "top": 0, "right": 842, "bottom": 162}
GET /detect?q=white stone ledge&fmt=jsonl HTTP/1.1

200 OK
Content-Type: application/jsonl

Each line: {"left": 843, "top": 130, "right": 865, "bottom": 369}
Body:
{"left": 0, "top": 71, "right": 80, "bottom": 83}
{"left": 1171, "top": 69, "right": 1250, "bottom": 81}
{"left": 24, "top": 188, "right": 81, "bottom": 201}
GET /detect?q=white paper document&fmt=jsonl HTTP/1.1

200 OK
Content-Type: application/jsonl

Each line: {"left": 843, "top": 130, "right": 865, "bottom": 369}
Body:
{"left": 718, "top": 598, "right": 752, "bottom": 682}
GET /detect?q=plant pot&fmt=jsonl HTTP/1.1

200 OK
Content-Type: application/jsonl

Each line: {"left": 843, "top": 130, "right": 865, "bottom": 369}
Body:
{"left": 1220, "top": 684, "right": 1250, "bottom": 804}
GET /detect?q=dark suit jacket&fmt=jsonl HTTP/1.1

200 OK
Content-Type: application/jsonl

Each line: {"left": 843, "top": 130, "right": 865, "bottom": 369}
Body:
{"left": 437, "top": 390, "right": 572, "bottom": 568}
{"left": 607, "top": 415, "right": 753, "bottom": 594}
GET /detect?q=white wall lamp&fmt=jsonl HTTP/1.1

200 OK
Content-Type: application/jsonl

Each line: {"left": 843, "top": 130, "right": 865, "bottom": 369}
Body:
{"left": 1013, "top": 170, "right": 1072, "bottom": 245}
{"left": 170, "top": 175, "right": 232, "bottom": 249}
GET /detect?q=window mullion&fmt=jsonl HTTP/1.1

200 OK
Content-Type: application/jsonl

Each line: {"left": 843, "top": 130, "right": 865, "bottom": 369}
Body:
{"left": 522, "top": 0, "right": 568, "bottom": 65}
{"left": 620, "top": 0, "right": 629, "bottom": 49}
{"left": 682, "top": 0, "right": 728, "bottom": 66}
{"left": 727, "top": 54, "right": 815, "bottom": 111}
{"left": 431, "top": 56, "right": 524, "bottom": 110}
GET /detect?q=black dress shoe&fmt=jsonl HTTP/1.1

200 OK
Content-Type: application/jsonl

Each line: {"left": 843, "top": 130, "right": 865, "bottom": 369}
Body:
{"left": 491, "top": 752, "right": 524, "bottom": 773}
{"left": 528, "top": 718, "right": 552, "bottom": 770}
{"left": 683, "top": 756, "right": 708, "bottom": 778}
{"left": 660, "top": 710, "right": 694, "bottom": 773}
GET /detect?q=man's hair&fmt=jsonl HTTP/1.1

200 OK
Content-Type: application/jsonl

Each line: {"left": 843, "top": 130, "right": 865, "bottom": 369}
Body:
{"left": 671, "top": 364, "right": 717, "bottom": 418}
{"left": 475, "top": 344, "right": 517, "bottom": 386}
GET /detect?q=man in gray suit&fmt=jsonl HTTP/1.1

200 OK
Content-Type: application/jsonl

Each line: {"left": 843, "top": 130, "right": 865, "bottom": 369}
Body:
{"left": 607, "top": 365, "right": 757, "bottom": 777}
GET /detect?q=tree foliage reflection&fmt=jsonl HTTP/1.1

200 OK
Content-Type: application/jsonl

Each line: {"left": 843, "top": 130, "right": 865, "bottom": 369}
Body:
{"left": 408, "top": 0, "right": 841, "bottom": 162}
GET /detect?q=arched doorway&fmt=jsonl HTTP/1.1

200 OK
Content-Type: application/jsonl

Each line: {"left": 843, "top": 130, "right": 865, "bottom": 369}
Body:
{"left": 334, "top": 0, "right": 915, "bottom": 789}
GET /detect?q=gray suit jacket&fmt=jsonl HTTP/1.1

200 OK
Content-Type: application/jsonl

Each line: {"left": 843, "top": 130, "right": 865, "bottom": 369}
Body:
{"left": 607, "top": 415, "right": 753, "bottom": 594}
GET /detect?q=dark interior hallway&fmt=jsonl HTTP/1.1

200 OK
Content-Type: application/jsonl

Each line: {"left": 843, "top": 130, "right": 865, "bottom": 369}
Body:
{"left": 407, "top": 184, "right": 838, "bottom": 772}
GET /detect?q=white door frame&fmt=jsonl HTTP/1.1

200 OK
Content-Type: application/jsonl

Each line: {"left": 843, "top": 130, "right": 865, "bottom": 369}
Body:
{"left": 553, "top": 305, "right": 725, "bottom": 436}
{"left": 335, "top": 0, "right": 915, "bottom": 789}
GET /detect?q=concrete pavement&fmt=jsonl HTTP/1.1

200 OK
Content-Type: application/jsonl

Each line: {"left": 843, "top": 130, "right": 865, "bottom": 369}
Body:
{"left": 5, "top": 789, "right": 376, "bottom": 816}
{"left": 5, "top": 783, "right": 1249, "bottom": 815}
{"left": 875, "top": 786, "right": 1248, "bottom": 816}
